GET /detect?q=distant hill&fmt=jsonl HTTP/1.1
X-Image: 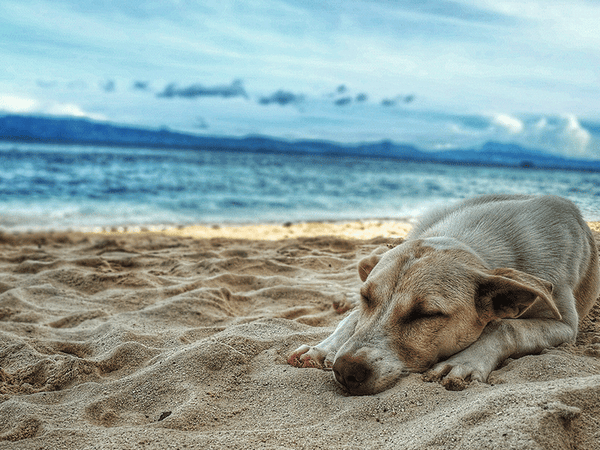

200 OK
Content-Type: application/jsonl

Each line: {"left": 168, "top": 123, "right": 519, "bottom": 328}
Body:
{"left": 1, "top": 114, "right": 598, "bottom": 171}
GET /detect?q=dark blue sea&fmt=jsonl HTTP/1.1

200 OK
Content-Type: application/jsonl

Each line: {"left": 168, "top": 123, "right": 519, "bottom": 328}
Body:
{"left": 1, "top": 142, "right": 600, "bottom": 232}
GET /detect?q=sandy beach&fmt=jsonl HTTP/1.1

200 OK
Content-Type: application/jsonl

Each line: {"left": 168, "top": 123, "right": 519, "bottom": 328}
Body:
{"left": 1, "top": 221, "right": 600, "bottom": 449}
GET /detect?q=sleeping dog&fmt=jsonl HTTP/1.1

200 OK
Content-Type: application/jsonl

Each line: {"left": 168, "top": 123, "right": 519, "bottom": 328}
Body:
{"left": 288, "top": 195, "right": 599, "bottom": 395}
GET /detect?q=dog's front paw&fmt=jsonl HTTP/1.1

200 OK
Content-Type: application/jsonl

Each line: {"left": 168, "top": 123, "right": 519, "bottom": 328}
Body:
{"left": 332, "top": 293, "right": 359, "bottom": 314}
{"left": 287, "top": 344, "right": 333, "bottom": 370}
{"left": 423, "top": 359, "right": 487, "bottom": 391}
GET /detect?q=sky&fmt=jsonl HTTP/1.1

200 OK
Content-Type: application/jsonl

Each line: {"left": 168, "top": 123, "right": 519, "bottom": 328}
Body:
{"left": 1, "top": 0, "right": 600, "bottom": 159}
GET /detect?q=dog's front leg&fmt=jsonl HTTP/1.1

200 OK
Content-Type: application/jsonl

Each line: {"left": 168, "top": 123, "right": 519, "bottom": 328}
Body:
{"left": 424, "top": 317, "right": 576, "bottom": 390}
{"left": 288, "top": 310, "right": 360, "bottom": 370}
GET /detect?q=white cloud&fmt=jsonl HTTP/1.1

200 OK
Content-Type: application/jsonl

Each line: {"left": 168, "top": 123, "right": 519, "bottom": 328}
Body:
{"left": 0, "top": 94, "right": 107, "bottom": 121}
{"left": 0, "top": 95, "right": 38, "bottom": 113}
{"left": 531, "top": 114, "right": 592, "bottom": 158}
{"left": 480, "top": 112, "right": 598, "bottom": 159}
{"left": 45, "top": 102, "right": 107, "bottom": 121}
{"left": 491, "top": 113, "right": 524, "bottom": 134}
{"left": 442, "top": 111, "right": 599, "bottom": 159}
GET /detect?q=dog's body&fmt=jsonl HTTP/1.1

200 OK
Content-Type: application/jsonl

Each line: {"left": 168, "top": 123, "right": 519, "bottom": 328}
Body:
{"left": 288, "top": 195, "right": 599, "bottom": 395}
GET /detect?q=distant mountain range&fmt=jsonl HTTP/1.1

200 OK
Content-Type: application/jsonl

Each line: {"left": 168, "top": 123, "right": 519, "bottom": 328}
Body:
{"left": 1, "top": 114, "right": 598, "bottom": 171}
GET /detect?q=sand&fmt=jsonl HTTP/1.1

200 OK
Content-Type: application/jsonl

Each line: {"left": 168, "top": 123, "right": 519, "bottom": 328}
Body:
{"left": 1, "top": 221, "right": 599, "bottom": 449}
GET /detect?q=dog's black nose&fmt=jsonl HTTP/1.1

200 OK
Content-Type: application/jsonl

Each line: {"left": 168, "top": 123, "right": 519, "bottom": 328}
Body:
{"left": 333, "top": 355, "right": 371, "bottom": 393}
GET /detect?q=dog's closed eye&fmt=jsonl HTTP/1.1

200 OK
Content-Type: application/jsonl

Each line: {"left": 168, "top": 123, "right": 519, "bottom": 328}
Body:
{"left": 404, "top": 306, "right": 447, "bottom": 323}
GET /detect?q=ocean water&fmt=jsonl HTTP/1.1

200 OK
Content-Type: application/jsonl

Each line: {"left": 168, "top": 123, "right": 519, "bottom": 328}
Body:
{"left": 1, "top": 142, "right": 600, "bottom": 232}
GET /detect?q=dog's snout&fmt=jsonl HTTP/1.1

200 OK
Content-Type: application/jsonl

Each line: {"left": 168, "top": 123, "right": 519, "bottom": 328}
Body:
{"left": 333, "top": 355, "right": 371, "bottom": 393}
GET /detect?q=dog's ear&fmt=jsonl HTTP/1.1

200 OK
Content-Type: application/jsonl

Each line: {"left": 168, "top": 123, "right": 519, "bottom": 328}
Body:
{"left": 357, "top": 246, "right": 389, "bottom": 282}
{"left": 475, "top": 268, "right": 561, "bottom": 321}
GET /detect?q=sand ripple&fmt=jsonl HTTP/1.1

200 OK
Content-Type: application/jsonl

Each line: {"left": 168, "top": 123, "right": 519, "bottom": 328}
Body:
{"left": 0, "top": 230, "right": 599, "bottom": 449}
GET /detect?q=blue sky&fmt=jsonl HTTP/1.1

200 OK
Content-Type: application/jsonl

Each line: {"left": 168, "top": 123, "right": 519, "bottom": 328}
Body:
{"left": 1, "top": 0, "right": 600, "bottom": 159}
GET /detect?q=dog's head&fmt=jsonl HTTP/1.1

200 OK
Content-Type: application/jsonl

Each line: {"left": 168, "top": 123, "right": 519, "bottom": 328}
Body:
{"left": 332, "top": 239, "right": 559, "bottom": 395}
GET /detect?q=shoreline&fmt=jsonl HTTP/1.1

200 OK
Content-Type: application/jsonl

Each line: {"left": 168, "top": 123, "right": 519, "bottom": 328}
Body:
{"left": 1, "top": 220, "right": 415, "bottom": 241}
{"left": 3, "top": 220, "right": 600, "bottom": 241}
{"left": 121, "top": 220, "right": 415, "bottom": 240}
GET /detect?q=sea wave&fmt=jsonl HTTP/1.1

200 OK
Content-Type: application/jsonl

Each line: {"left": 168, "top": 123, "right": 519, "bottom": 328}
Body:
{"left": 1, "top": 143, "right": 600, "bottom": 231}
